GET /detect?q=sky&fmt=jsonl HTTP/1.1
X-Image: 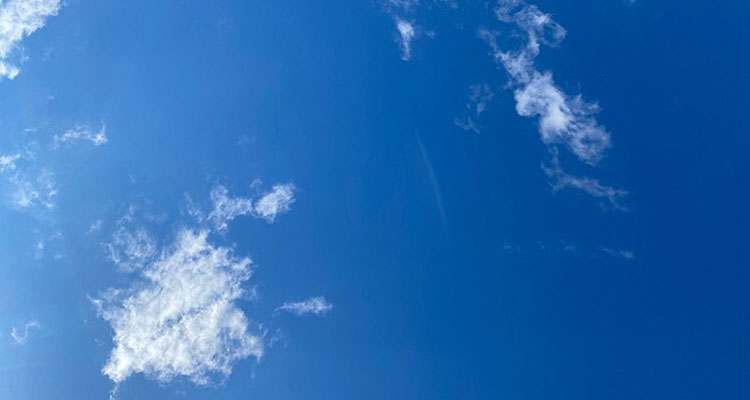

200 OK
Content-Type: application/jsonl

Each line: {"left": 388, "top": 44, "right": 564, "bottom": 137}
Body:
{"left": 0, "top": 0, "right": 747, "bottom": 399}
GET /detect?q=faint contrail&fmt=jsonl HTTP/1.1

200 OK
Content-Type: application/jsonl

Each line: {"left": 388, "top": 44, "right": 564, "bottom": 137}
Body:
{"left": 415, "top": 133, "right": 448, "bottom": 234}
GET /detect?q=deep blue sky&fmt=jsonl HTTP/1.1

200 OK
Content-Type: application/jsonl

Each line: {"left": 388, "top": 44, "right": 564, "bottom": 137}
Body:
{"left": 0, "top": 0, "right": 747, "bottom": 399}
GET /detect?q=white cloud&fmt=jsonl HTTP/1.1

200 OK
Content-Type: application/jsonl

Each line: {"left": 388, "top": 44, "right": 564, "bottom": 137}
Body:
{"left": 277, "top": 296, "right": 332, "bottom": 316}
{"left": 104, "top": 206, "right": 159, "bottom": 271}
{"left": 88, "top": 219, "right": 104, "bottom": 234}
{"left": 208, "top": 185, "right": 253, "bottom": 233}
{"left": 10, "top": 319, "right": 41, "bottom": 345}
{"left": 601, "top": 247, "right": 635, "bottom": 260}
{"left": 395, "top": 18, "right": 416, "bottom": 61}
{"left": 481, "top": 0, "right": 611, "bottom": 165}
{"left": 205, "top": 183, "right": 295, "bottom": 230}
{"left": 0, "top": 0, "right": 61, "bottom": 80}
{"left": 543, "top": 154, "right": 627, "bottom": 210}
{"left": 252, "top": 183, "right": 295, "bottom": 223}
{"left": 0, "top": 153, "right": 20, "bottom": 172}
{"left": 106, "top": 227, "right": 157, "bottom": 272}
{"left": 93, "top": 229, "right": 263, "bottom": 385}
{"left": 9, "top": 168, "right": 57, "bottom": 209}
{"left": 52, "top": 123, "right": 108, "bottom": 148}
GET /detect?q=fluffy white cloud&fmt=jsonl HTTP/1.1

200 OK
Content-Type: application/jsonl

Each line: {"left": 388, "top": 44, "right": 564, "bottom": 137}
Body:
{"left": 252, "top": 183, "right": 295, "bottom": 223}
{"left": 277, "top": 296, "right": 332, "bottom": 316}
{"left": 52, "top": 123, "right": 108, "bottom": 148}
{"left": 93, "top": 229, "right": 263, "bottom": 385}
{"left": 482, "top": 0, "right": 610, "bottom": 165}
{"left": 395, "top": 18, "right": 416, "bottom": 61}
{"left": 10, "top": 319, "right": 40, "bottom": 345}
{"left": 0, "top": 0, "right": 61, "bottom": 79}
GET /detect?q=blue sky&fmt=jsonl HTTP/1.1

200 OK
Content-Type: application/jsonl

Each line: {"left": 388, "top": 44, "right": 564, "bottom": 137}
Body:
{"left": 0, "top": 0, "right": 747, "bottom": 399}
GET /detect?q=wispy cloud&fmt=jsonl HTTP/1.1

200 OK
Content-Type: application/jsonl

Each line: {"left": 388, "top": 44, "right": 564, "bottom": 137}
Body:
{"left": 8, "top": 168, "right": 57, "bottom": 209}
{"left": 252, "top": 183, "right": 295, "bottom": 223}
{"left": 467, "top": 83, "right": 494, "bottom": 116}
{"left": 52, "top": 123, "right": 108, "bottom": 148}
{"left": 93, "top": 229, "right": 263, "bottom": 385}
{"left": 455, "top": 83, "right": 494, "bottom": 133}
{"left": 208, "top": 185, "right": 253, "bottom": 232}
{"left": 395, "top": 18, "right": 417, "bottom": 61}
{"left": 10, "top": 319, "right": 41, "bottom": 345}
{"left": 0, "top": 153, "right": 20, "bottom": 172}
{"left": 277, "top": 296, "right": 333, "bottom": 316}
{"left": 542, "top": 153, "right": 627, "bottom": 210}
{"left": 105, "top": 226, "right": 157, "bottom": 272}
{"left": 386, "top": 0, "right": 419, "bottom": 10}
{"left": 481, "top": 0, "right": 610, "bottom": 165}
{"left": 103, "top": 206, "right": 159, "bottom": 271}
{"left": 0, "top": 0, "right": 61, "bottom": 80}
{"left": 87, "top": 219, "right": 104, "bottom": 234}
{"left": 601, "top": 247, "right": 636, "bottom": 261}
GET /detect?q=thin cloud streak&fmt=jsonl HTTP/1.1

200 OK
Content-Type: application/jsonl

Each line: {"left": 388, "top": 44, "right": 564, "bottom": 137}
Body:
{"left": 52, "top": 123, "right": 108, "bottom": 148}
{"left": 277, "top": 296, "right": 333, "bottom": 316}
{"left": 542, "top": 153, "right": 627, "bottom": 210}
{"left": 416, "top": 134, "right": 448, "bottom": 234}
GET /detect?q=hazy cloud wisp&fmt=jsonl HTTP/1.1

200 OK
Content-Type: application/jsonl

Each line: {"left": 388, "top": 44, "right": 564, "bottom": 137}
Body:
{"left": 277, "top": 296, "right": 333, "bottom": 316}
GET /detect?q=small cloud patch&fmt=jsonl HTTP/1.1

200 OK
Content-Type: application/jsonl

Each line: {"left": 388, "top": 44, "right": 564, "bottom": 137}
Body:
{"left": 277, "top": 296, "right": 333, "bottom": 316}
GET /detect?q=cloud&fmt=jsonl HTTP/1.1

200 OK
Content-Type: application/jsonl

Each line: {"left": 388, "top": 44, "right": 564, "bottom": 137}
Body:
{"left": 0, "top": 153, "right": 20, "bottom": 172}
{"left": 105, "top": 226, "right": 157, "bottom": 272}
{"left": 467, "top": 83, "right": 494, "bottom": 116}
{"left": 52, "top": 123, "right": 108, "bottom": 148}
{"left": 277, "top": 296, "right": 332, "bottom": 316}
{"left": 0, "top": 0, "right": 61, "bottom": 80}
{"left": 385, "top": 0, "right": 420, "bottom": 12}
{"left": 10, "top": 319, "right": 41, "bottom": 345}
{"left": 93, "top": 229, "right": 263, "bottom": 385}
{"left": 103, "top": 206, "right": 159, "bottom": 271}
{"left": 205, "top": 182, "right": 295, "bottom": 230}
{"left": 395, "top": 18, "right": 416, "bottom": 61}
{"left": 208, "top": 185, "right": 253, "bottom": 232}
{"left": 543, "top": 153, "right": 627, "bottom": 210}
{"left": 455, "top": 83, "right": 494, "bottom": 133}
{"left": 601, "top": 247, "right": 636, "bottom": 261}
{"left": 454, "top": 116, "right": 480, "bottom": 133}
{"left": 88, "top": 219, "right": 104, "bottom": 234}
{"left": 252, "top": 183, "right": 295, "bottom": 223}
{"left": 8, "top": 168, "right": 57, "bottom": 209}
{"left": 481, "top": 0, "right": 611, "bottom": 165}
